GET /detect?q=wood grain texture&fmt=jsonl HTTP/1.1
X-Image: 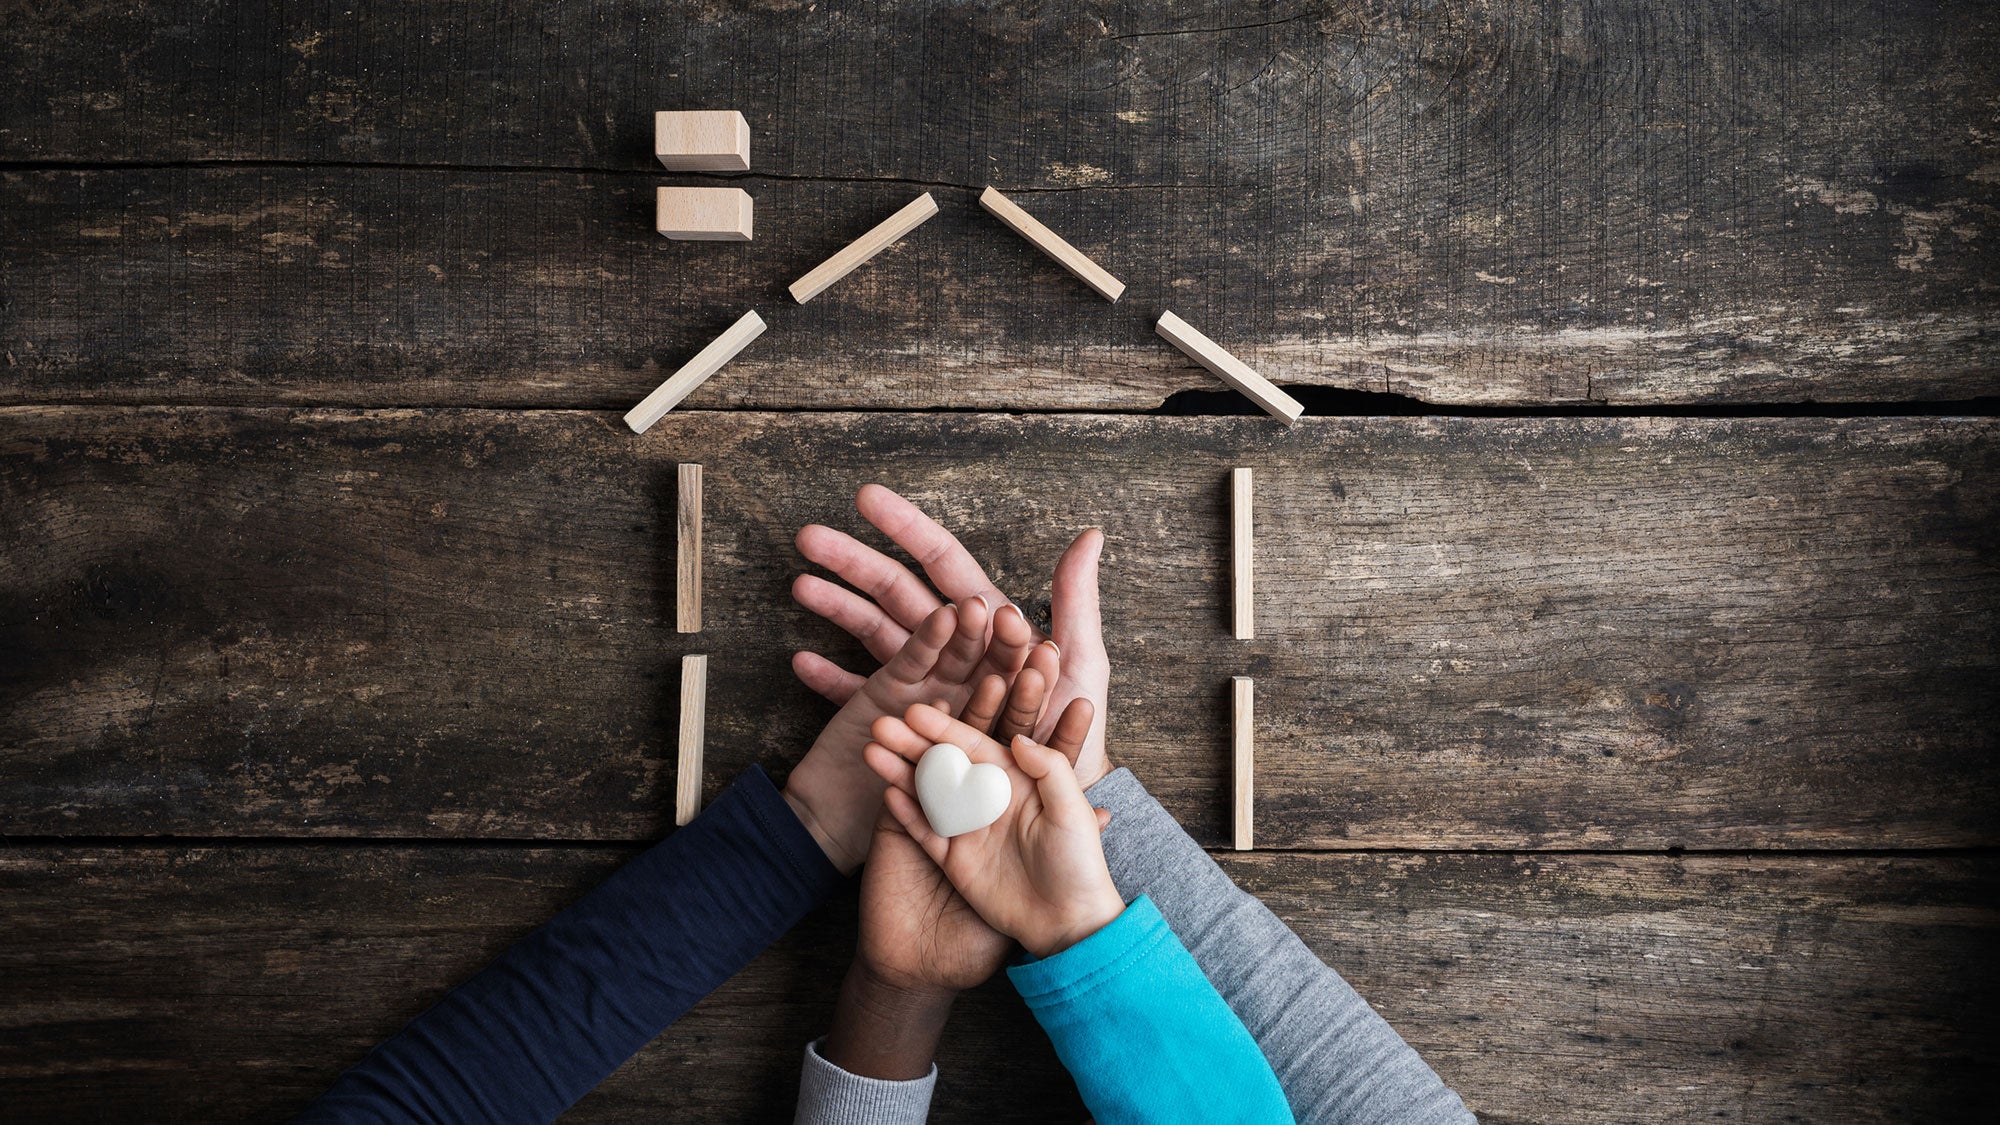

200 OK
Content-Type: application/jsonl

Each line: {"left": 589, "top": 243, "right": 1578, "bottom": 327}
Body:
{"left": 656, "top": 186, "right": 753, "bottom": 242}
{"left": 1158, "top": 311, "right": 1308, "bottom": 425}
{"left": 1232, "top": 675, "right": 1254, "bottom": 851}
{"left": 787, "top": 192, "right": 939, "bottom": 304}
{"left": 978, "top": 187, "right": 1125, "bottom": 302}
{"left": 0, "top": 845, "right": 1990, "bottom": 1123}
{"left": 2, "top": 408, "right": 1994, "bottom": 848}
{"left": 1232, "top": 466, "right": 1253, "bottom": 640}
{"left": 653, "top": 111, "right": 750, "bottom": 173}
{"left": 677, "top": 463, "right": 702, "bottom": 633}
{"left": 3, "top": 0, "right": 1997, "bottom": 406}
{"left": 675, "top": 654, "right": 707, "bottom": 827}
{"left": 623, "top": 310, "right": 767, "bottom": 434}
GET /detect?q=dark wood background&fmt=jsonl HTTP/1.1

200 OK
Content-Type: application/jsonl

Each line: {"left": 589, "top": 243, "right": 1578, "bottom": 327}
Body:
{"left": 2, "top": 2, "right": 1996, "bottom": 1121}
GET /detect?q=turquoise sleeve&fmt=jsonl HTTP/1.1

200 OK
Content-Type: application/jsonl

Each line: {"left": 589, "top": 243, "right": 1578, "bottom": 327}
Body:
{"left": 1007, "top": 895, "right": 1296, "bottom": 1125}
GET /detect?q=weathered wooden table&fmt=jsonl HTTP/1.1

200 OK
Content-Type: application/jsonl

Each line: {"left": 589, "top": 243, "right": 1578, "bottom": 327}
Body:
{"left": 3, "top": 2, "right": 1996, "bottom": 1121}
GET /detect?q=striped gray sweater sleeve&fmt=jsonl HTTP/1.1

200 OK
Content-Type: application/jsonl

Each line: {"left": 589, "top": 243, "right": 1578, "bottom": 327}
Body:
{"left": 792, "top": 1038, "right": 936, "bottom": 1124}
{"left": 1088, "top": 767, "right": 1475, "bottom": 1125}
{"left": 793, "top": 767, "right": 1474, "bottom": 1125}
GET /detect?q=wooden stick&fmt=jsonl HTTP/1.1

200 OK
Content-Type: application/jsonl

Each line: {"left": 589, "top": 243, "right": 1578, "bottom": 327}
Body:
{"left": 1155, "top": 311, "right": 1305, "bottom": 427}
{"left": 656, "top": 186, "right": 753, "bottom": 241}
{"left": 977, "top": 186, "right": 1125, "bottom": 302}
{"left": 624, "top": 310, "right": 766, "bottom": 435}
{"left": 654, "top": 110, "right": 750, "bottom": 172}
{"left": 788, "top": 193, "right": 940, "bottom": 304}
{"left": 1231, "top": 467, "right": 1253, "bottom": 639}
{"left": 677, "top": 464, "right": 702, "bottom": 633}
{"left": 676, "top": 654, "right": 708, "bottom": 826}
{"left": 1233, "top": 675, "right": 1254, "bottom": 851}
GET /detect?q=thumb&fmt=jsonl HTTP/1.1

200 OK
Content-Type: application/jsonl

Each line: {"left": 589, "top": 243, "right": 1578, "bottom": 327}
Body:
{"left": 1011, "top": 734, "right": 1095, "bottom": 825}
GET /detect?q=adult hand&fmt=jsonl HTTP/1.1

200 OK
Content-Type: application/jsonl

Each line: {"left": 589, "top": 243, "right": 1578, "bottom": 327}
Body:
{"left": 783, "top": 598, "right": 1033, "bottom": 874}
{"left": 793, "top": 485, "right": 1112, "bottom": 788}
{"left": 865, "top": 700, "right": 1121, "bottom": 959}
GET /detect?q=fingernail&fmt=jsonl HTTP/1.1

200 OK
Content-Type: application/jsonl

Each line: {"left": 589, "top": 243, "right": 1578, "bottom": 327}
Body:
{"left": 1042, "top": 640, "right": 1061, "bottom": 658}
{"left": 971, "top": 595, "right": 990, "bottom": 613}
{"left": 999, "top": 601, "right": 1024, "bottom": 620}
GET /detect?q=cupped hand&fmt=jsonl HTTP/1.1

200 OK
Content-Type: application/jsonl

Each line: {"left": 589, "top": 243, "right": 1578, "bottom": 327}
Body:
{"left": 792, "top": 485, "right": 1112, "bottom": 789}
{"left": 865, "top": 700, "right": 1122, "bottom": 959}
{"left": 852, "top": 664, "right": 1073, "bottom": 993}
{"left": 783, "top": 596, "right": 1033, "bottom": 873}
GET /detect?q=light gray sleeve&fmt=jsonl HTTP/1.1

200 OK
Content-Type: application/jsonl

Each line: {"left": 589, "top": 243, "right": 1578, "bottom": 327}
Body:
{"left": 792, "top": 1037, "right": 935, "bottom": 1125}
{"left": 1086, "top": 768, "right": 1476, "bottom": 1125}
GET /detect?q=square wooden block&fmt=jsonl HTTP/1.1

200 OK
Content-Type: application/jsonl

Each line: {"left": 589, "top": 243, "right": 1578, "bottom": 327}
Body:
{"left": 654, "top": 110, "right": 751, "bottom": 172}
{"left": 656, "top": 186, "right": 754, "bottom": 241}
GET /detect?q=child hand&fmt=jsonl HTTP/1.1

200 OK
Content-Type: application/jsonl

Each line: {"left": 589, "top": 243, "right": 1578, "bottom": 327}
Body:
{"left": 783, "top": 597, "right": 1036, "bottom": 873}
{"left": 865, "top": 700, "right": 1122, "bottom": 958}
{"left": 851, "top": 663, "right": 1070, "bottom": 993}
{"left": 820, "top": 671, "right": 1065, "bottom": 1082}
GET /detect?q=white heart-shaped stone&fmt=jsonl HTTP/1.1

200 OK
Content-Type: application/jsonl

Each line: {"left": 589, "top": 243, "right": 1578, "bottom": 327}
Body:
{"left": 914, "top": 742, "right": 1011, "bottom": 838}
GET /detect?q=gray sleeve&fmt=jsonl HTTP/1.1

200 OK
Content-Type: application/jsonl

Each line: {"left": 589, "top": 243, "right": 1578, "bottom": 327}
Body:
{"left": 792, "top": 1037, "right": 935, "bottom": 1125}
{"left": 1086, "top": 768, "right": 1476, "bottom": 1125}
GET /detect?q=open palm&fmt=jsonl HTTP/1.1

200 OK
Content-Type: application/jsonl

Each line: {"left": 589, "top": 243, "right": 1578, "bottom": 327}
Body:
{"left": 793, "top": 485, "right": 1112, "bottom": 788}
{"left": 866, "top": 702, "right": 1121, "bottom": 958}
{"left": 785, "top": 596, "right": 1031, "bottom": 873}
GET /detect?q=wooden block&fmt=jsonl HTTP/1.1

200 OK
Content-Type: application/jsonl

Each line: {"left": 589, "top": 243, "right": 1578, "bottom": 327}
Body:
{"left": 654, "top": 110, "right": 750, "bottom": 172}
{"left": 1231, "top": 467, "right": 1253, "bottom": 639}
{"left": 676, "top": 654, "right": 708, "bottom": 826}
{"left": 676, "top": 463, "right": 702, "bottom": 633}
{"left": 788, "top": 192, "right": 940, "bottom": 304}
{"left": 1155, "top": 311, "right": 1306, "bottom": 426}
{"left": 623, "top": 310, "right": 766, "bottom": 434}
{"left": 1232, "top": 675, "right": 1254, "bottom": 851}
{"left": 656, "top": 187, "right": 752, "bottom": 241}
{"left": 977, "top": 186, "right": 1125, "bottom": 302}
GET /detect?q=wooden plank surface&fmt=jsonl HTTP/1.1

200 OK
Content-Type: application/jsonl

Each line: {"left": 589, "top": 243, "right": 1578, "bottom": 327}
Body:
{"left": 2, "top": 0, "right": 1997, "bottom": 407}
{"left": 1, "top": 167, "right": 1990, "bottom": 410}
{"left": 0, "top": 845, "right": 1989, "bottom": 1123}
{"left": 3, "top": 408, "right": 1993, "bottom": 847}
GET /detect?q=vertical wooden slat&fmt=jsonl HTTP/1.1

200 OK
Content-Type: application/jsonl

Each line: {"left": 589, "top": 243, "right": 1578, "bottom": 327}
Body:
{"left": 1233, "top": 675, "right": 1254, "bottom": 851}
{"left": 676, "top": 654, "right": 708, "bottom": 827}
{"left": 1231, "top": 466, "right": 1253, "bottom": 639}
{"left": 676, "top": 463, "right": 702, "bottom": 633}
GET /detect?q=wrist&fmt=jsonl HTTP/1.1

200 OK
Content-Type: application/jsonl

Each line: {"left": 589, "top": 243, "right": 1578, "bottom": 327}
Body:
{"left": 821, "top": 960, "right": 957, "bottom": 1081}
{"left": 782, "top": 785, "right": 864, "bottom": 875}
{"left": 1024, "top": 883, "right": 1126, "bottom": 959}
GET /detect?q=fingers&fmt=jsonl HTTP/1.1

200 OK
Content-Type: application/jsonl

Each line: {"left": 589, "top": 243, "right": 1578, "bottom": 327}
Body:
{"left": 869, "top": 708, "right": 943, "bottom": 764}
{"left": 881, "top": 605, "right": 958, "bottom": 686}
{"left": 1021, "top": 641, "right": 1060, "bottom": 703}
{"left": 959, "top": 674, "right": 1009, "bottom": 736}
{"left": 856, "top": 484, "right": 1004, "bottom": 607}
{"left": 996, "top": 667, "right": 1049, "bottom": 743}
{"left": 1010, "top": 734, "right": 1096, "bottom": 823}
{"left": 791, "top": 651, "right": 866, "bottom": 705}
{"left": 1050, "top": 528, "right": 1108, "bottom": 678}
{"left": 863, "top": 742, "right": 918, "bottom": 797}
{"left": 791, "top": 574, "right": 911, "bottom": 664}
{"left": 1044, "top": 698, "right": 1096, "bottom": 767}
{"left": 896, "top": 703, "right": 1000, "bottom": 765}
{"left": 796, "top": 523, "right": 944, "bottom": 633}
{"left": 882, "top": 785, "right": 951, "bottom": 868}
{"left": 931, "top": 596, "right": 992, "bottom": 684}
{"left": 985, "top": 602, "right": 1037, "bottom": 677}
{"left": 1095, "top": 807, "right": 1112, "bottom": 830}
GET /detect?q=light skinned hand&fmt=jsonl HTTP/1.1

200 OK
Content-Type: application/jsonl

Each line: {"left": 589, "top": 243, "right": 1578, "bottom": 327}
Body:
{"left": 783, "top": 596, "right": 1033, "bottom": 873}
{"left": 865, "top": 700, "right": 1122, "bottom": 959}
{"left": 792, "top": 485, "right": 1112, "bottom": 789}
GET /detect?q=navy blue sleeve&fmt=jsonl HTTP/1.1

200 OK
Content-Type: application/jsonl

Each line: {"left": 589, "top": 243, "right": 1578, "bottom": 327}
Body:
{"left": 297, "top": 765, "right": 844, "bottom": 1124}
